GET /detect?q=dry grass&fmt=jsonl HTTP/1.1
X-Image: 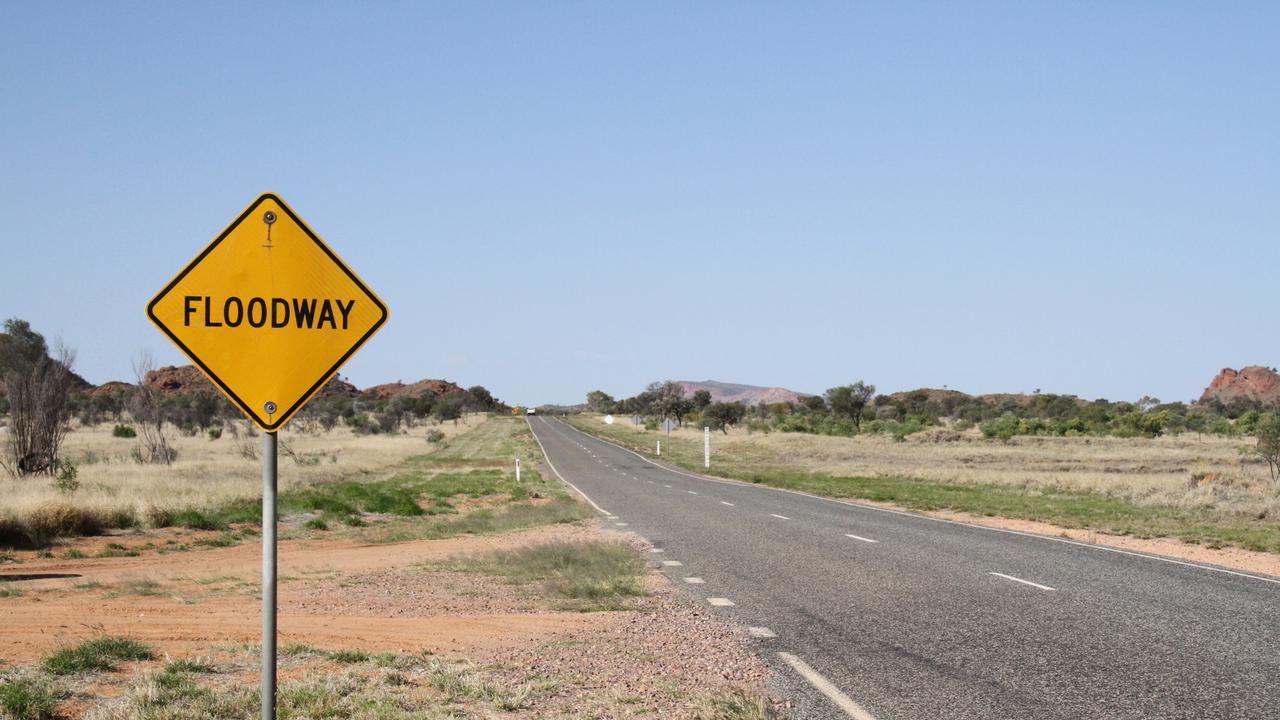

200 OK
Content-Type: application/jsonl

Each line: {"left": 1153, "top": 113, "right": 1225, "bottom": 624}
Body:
{"left": 0, "top": 415, "right": 482, "bottom": 546}
{"left": 576, "top": 415, "right": 1280, "bottom": 518}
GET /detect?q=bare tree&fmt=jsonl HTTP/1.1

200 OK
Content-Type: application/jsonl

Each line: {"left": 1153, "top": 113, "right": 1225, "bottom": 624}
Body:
{"left": 2, "top": 325, "right": 77, "bottom": 476}
{"left": 129, "top": 352, "right": 176, "bottom": 465}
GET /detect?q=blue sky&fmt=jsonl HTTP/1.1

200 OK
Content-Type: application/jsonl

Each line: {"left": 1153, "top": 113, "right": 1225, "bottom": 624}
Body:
{"left": 1, "top": 2, "right": 1275, "bottom": 407}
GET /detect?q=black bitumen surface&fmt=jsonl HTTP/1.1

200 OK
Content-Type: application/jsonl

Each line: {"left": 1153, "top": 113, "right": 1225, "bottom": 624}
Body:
{"left": 528, "top": 416, "right": 1280, "bottom": 720}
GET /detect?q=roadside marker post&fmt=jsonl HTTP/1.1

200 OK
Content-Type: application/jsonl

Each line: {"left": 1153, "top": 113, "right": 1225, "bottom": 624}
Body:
{"left": 516, "top": 457, "right": 522, "bottom": 483}
{"left": 704, "top": 426, "right": 710, "bottom": 468}
{"left": 147, "top": 193, "right": 387, "bottom": 720}
{"left": 657, "top": 440, "right": 661, "bottom": 456}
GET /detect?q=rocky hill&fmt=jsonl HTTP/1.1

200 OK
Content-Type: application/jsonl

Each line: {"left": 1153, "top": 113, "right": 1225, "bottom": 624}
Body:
{"left": 136, "top": 365, "right": 362, "bottom": 398}
{"left": 677, "top": 380, "right": 809, "bottom": 406}
{"left": 1200, "top": 366, "right": 1280, "bottom": 407}
{"left": 362, "top": 379, "right": 468, "bottom": 400}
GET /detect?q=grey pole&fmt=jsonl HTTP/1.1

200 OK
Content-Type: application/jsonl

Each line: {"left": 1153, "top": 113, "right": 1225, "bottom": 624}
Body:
{"left": 261, "top": 430, "right": 277, "bottom": 720}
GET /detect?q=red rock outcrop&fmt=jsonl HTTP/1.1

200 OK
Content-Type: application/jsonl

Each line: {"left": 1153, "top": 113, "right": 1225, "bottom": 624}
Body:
{"left": 362, "top": 379, "right": 468, "bottom": 400}
{"left": 143, "top": 365, "right": 216, "bottom": 394}
{"left": 1199, "top": 366, "right": 1280, "bottom": 406}
{"left": 89, "top": 381, "right": 134, "bottom": 397}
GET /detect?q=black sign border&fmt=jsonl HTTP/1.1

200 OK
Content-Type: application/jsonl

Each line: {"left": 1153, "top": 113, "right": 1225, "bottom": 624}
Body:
{"left": 146, "top": 193, "right": 388, "bottom": 431}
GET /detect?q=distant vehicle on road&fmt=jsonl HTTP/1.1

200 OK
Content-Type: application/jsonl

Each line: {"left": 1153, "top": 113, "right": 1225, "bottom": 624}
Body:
{"left": 526, "top": 408, "right": 537, "bottom": 415}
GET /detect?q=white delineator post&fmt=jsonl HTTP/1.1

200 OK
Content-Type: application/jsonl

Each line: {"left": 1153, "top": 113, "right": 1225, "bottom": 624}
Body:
{"left": 515, "top": 457, "right": 521, "bottom": 483}
{"left": 704, "top": 426, "right": 710, "bottom": 468}
{"left": 657, "top": 440, "right": 661, "bottom": 456}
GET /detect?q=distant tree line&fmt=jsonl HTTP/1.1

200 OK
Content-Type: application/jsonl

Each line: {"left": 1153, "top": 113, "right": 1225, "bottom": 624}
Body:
{"left": 582, "top": 380, "right": 1280, "bottom": 446}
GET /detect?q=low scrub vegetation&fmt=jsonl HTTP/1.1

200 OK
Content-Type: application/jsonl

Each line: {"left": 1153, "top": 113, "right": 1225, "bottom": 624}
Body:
{"left": 451, "top": 540, "right": 648, "bottom": 610}
{"left": 0, "top": 414, "right": 546, "bottom": 548}
{"left": 568, "top": 414, "right": 1280, "bottom": 554}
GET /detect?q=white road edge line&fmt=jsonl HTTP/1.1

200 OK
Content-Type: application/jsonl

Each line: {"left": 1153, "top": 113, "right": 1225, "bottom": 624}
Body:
{"left": 989, "top": 572, "right": 1056, "bottom": 591}
{"left": 662, "top": 560, "right": 683, "bottom": 567}
{"left": 551, "top": 419, "right": 1280, "bottom": 587}
{"left": 845, "top": 534, "right": 878, "bottom": 543}
{"left": 721, "top": 501, "right": 735, "bottom": 506}
{"left": 770, "top": 514, "right": 790, "bottom": 520}
{"left": 778, "top": 652, "right": 877, "bottom": 720}
{"left": 525, "top": 417, "right": 612, "bottom": 517}
{"left": 707, "top": 597, "right": 735, "bottom": 606}
{"left": 683, "top": 577, "right": 705, "bottom": 584}
{"left": 747, "top": 626, "right": 777, "bottom": 639}
{"left": 688, "top": 490, "right": 698, "bottom": 495}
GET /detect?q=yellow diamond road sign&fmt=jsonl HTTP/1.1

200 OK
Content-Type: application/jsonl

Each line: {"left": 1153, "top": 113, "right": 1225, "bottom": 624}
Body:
{"left": 147, "top": 193, "right": 388, "bottom": 431}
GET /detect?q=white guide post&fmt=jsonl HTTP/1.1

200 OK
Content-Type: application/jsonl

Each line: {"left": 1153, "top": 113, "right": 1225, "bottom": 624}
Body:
{"left": 704, "top": 426, "right": 710, "bottom": 468}
{"left": 515, "top": 457, "right": 521, "bottom": 483}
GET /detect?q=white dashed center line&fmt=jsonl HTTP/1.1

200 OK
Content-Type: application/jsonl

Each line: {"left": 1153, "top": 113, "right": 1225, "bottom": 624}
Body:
{"left": 989, "top": 572, "right": 1056, "bottom": 591}
{"left": 688, "top": 490, "right": 698, "bottom": 495}
{"left": 845, "top": 534, "right": 878, "bottom": 543}
{"left": 662, "top": 560, "right": 683, "bottom": 567}
{"left": 615, "top": 522, "right": 628, "bottom": 527}
{"left": 650, "top": 548, "right": 665, "bottom": 553}
{"left": 707, "top": 597, "right": 735, "bottom": 607}
{"left": 747, "top": 627, "right": 777, "bottom": 639}
{"left": 683, "top": 577, "right": 704, "bottom": 584}
{"left": 720, "top": 501, "right": 735, "bottom": 507}
{"left": 770, "top": 514, "right": 790, "bottom": 520}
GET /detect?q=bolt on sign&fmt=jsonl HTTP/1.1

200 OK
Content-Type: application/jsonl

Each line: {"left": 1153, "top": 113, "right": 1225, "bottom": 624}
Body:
{"left": 147, "top": 193, "right": 388, "bottom": 430}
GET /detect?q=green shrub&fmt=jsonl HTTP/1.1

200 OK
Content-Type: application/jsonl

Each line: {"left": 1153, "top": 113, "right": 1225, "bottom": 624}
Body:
{"left": 303, "top": 518, "right": 329, "bottom": 531}
{"left": 52, "top": 460, "right": 79, "bottom": 494}
{"left": 425, "top": 429, "right": 445, "bottom": 444}
{"left": 170, "top": 510, "right": 227, "bottom": 531}
{"left": 207, "top": 427, "right": 222, "bottom": 440}
{"left": 980, "top": 415, "right": 1021, "bottom": 441}
{"left": 112, "top": 424, "right": 136, "bottom": 439}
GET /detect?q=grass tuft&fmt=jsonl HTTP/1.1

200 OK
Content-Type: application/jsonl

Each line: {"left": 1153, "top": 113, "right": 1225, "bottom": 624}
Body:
{"left": 164, "top": 657, "right": 219, "bottom": 674}
{"left": 42, "top": 637, "right": 156, "bottom": 674}
{"left": 694, "top": 690, "right": 782, "bottom": 720}
{"left": 327, "top": 649, "right": 371, "bottom": 664}
{"left": 0, "top": 675, "right": 65, "bottom": 720}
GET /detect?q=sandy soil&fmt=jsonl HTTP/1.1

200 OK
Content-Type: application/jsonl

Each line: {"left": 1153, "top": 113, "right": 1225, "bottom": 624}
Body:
{"left": 0, "top": 522, "right": 773, "bottom": 718}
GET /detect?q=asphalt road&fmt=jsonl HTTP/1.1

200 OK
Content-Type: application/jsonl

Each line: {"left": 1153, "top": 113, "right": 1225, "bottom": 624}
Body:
{"left": 527, "top": 416, "right": 1280, "bottom": 720}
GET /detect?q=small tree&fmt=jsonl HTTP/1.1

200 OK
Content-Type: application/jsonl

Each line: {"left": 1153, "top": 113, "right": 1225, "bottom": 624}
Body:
{"left": 434, "top": 395, "right": 464, "bottom": 425}
{"left": 703, "top": 402, "right": 745, "bottom": 434}
{"left": 826, "top": 381, "right": 876, "bottom": 429}
{"left": 690, "top": 390, "right": 713, "bottom": 412}
{"left": 586, "top": 390, "right": 617, "bottom": 414}
{"left": 1254, "top": 412, "right": 1280, "bottom": 484}
{"left": 1, "top": 320, "right": 77, "bottom": 476}
{"left": 466, "top": 385, "right": 498, "bottom": 412}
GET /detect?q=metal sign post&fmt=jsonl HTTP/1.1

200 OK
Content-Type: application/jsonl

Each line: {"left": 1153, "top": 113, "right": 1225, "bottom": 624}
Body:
{"left": 261, "top": 430, "right": 277, "bottom": 720}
